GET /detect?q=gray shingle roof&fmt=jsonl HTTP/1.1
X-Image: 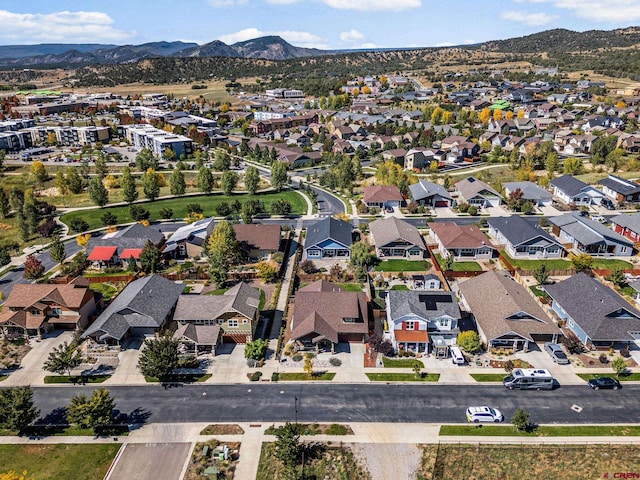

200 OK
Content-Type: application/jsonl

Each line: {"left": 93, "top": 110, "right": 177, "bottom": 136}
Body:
{"left": 488, "top": 216, "right": 561, "bottom": 248}
{"left": 544, "top": 272, "right": 640, "bottom": 342}
{"left": 503, "top": 181, "right": 553, "bottom": 201}
{"left": 112, "top": 223, "right": 165, "bottom": 245}
{"left": 598, "top": 175, "right": 640, "bottom": 195}
{"left": 387, "top": 290, "right": 461, "bottom": 321}
{"left": 409, "top": 180, "right": 452, "bottom": 202}
{"left": 305, "top": 217, "right": 352, "bottom": 249}
{"left": 173, "top": 283, "right": 260, "bottom": 322}
{"left": 550, "top": 175, "right": 589, "bottom": 197}
{"left": 455, "top": 176, "right": 500, "bottom": 201}
{"left": 611, "top": 213, "right": 640, "bottom": 234}
{"left": 83, "top": 275, "right": 183, "bottom": 341}
{"left": 369, "top": 217, "right": 426, "bottom": 251}
{"left": 550, "top": 214, "right": 632, "bottom": 247}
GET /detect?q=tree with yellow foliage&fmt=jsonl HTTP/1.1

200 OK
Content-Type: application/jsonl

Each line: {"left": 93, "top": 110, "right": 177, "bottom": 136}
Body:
{"left": 0, "top": 471, "right": 31, "bottom": 480}
{"left": 30, "top": 160, "right": 48, "bottom": 184}
{"left": 516, "top": 109, "right": 525, "bottom": 119}
{"left": 615, "top": 100, "right": 627, "bottom": 108}
{"left": 185, "top": 212, "right": 204, "bottom": 224}
{"left": 430, "top": 107, "right": 444, "bottom": 125}
{"left": 333, "top": 212, "right": 351, "bottom": 223}
{"left": 76, "top": 234, "right": 91, "bottom": 247}
{"left": 351, "top": 88, "right": 360, "bottom": 96}
{"left": 505, "top": 111, "right": 514, "bottom": 120}
{"left": 303, "top": 353, "right": 314, "bottom": 377}
{"left": 362, "top": 86, "right": 371, "bottom": 95}
{"left": 103, "top": 175, "right": 118, "bottom": 190}
{"left": 440, "top": 111, "right": 453, "bottom": 125}
{"left": 478, "top": 107, "right": 491, "bottom": 124}
{"left": 379, "top": 75, "right": 388, "bottom": 85}
{"left": 493, "top": 109, "right": 503, "bottom": 121}
{"left": 139, "top": 219, "right": 150, "bottom": 227}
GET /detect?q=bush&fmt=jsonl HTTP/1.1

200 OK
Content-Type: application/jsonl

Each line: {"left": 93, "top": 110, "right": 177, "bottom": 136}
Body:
{"left": 329, "top": 357, "right": 342, "bottom": 367}
{"left": 69, "top": 218, "right": 89, "bottom": 233}
{"left": 621, "top": 347, "right": 631, "bottom": 358}
{"left": 271, "top": 372, "right": 279, "bottom": 382}
{"left": 300, "top": 259, "right": 316, "bottom": 274}
{"left": 249, "top": 371, "right": 263, "bottom": 382}
{"left": 292, "top": 354, "right": 303, "bottom": 362}
{"left": 129, "top": 205, "right": 150, "bottom": 221}
{"left": 560, "top": 331, "right": 584, "bottom": 354}
{"left": 599, "top": 353, "right": 609, "bottom": 364}
{"left": 457, "top": 331, "right": 481, "bottom": 354}
{"left": 186, "top": 203, "right": 203, "bottom": 214}
{"left": 467, "top": 205, "right": 478, "bottom": 216}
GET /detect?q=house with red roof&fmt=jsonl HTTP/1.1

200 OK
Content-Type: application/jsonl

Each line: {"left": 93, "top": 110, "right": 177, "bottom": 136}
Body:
{"left": 85, "top": 223, "right": 165, "bottom": 270}
{"left": 363, "top": 185, "right": 404, "bottom": 209}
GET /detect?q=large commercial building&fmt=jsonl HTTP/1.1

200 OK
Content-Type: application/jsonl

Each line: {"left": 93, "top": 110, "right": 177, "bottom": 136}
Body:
{"left": 122, "top": 124, "right": 193, "bottom": 158}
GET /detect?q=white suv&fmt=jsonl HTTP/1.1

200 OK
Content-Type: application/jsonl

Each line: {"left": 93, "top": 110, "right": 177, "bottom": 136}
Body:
{"left": 466, "top": 406, "right": 504, "bottom": 423}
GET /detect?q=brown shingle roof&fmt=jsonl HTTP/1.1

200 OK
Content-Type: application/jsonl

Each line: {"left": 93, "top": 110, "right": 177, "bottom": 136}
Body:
{"left": 4, "top": 284, "right": 92, "bottom": 310}
{"left": 458, "top": 271, "right": 561, "bottom": 342}
{"left": 234, "top": 224, "right": 281, "bottom": 252}
{"left": 363, "top": 185, "right": 403, "bottom": 204}
{"left": 429, "top": 222, "right": 494, "bottom": 249}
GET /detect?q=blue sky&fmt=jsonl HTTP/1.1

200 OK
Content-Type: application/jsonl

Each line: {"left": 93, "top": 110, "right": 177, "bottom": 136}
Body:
{"left": 1, "top": 1, "right": 639, "bottom": 49}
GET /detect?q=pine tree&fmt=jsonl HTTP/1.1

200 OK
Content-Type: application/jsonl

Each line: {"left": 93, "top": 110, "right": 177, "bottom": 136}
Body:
{"left": 197, "top": 166, "right": 214, "bottom": 194}
{"left": 244, "top": 166, "right": 260, "bottom": 195}
{"left": 142, "top": 168, "right": 160, "bottom": 201}
{"left": 88, "top": 176, "right": 109, "bottom": 207}
{"left": 169, "top": 168, "right": 186, "bottom": 196}
{"left": 120, "top": 166, "right": 138, "bottom": 204}
{"left": 49, "top": 236, "right": 66, "bottom": 265}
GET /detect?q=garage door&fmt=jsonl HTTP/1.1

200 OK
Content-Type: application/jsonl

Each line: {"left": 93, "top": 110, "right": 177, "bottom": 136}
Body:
{"left": 435, "top": 201, "right": 449, "bottom": 207}
{"left": 338, "top": 333, "right": 365, "bottom": 343}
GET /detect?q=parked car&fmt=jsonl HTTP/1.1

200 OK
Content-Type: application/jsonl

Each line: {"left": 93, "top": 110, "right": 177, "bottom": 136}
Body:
{"left": 466, "top": 406, "right": 504, "bottom": 423}
{"left": 544, "top": 342, "right": 569, "bottom": 365}
{"left": 591, "top": 214, "right": 607, "bottom": 224}
{"left": 588, "top": 377, "right": 621, "bottom": 390}
{"left": 600, "top": 198, "right": 615, "bottom": 210}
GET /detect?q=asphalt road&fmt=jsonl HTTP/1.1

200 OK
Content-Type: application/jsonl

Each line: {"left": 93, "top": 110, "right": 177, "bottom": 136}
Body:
{"left": 31, "top": 384, "right": 640, "bottom": 425}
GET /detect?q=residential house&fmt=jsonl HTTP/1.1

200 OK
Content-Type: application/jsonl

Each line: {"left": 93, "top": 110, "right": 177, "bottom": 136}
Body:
{"left": 545, "top": 272, "right": 640, "bottom": 348}
{"left": 381, "top": 148, "right": 407, "bottom": 166}
{"left": 429, "top": 222, "right": 495, "bottom": 260}
{"left": 369, "top": 217, "right": 426, "bottom": 259}
{"left": 163, "top": 217, "right": 214, "bottom": 260}
{"left": 173, "top": 282, "right": 261, "bottom": 348}
{"left": 549, "top": 213, "right": 633, "bottom": 256}
{"left": 455, "top": 177, "right": 502, "bottom": 207}
{"left": 304, "top": 217, "right": 353, "bottom": 260}
{"left": 488, "top": 216, "right": 563, "bottom": 259}
{"left": 86, "top": 223, "right": 166, "bottom": 269}
{"left": 386, "top": 290, "right": 461, "bottom": 356}
{"left": 234, "top": 224, "right": 282, "bottom": 262}
{"left": 550, "top": 175, "right": 604, "bottom": 206}
{"left": 362, "top": 185, "right": 404, "bottom": 209}
{"left": 83, "top": 275, "right": 183, "bottom": 345}
{"left": 0, "top": 281, "right": 96, "bottom": 338}
{"left": 458, "top": 271, "right": 562, "bottom": 351}
{"left": 611, "top": 213, "right": 640, "bottom": 243}
{"left": 503, "top": 181, "right": 553, "bottom": 207}
{"left": 598, "top": 175, "right": 640, "bottom": 204}
{"left": 404, "top": 148, "right": 435, "bottom": 170}
{"left": 289, "top": 280, "right": 368, "bottom": 352}
{"left": 411, "top": 274, "right": 442, "bottom": 291}
{"left": 409, "top": 179, "right": 453, "bottom": 207}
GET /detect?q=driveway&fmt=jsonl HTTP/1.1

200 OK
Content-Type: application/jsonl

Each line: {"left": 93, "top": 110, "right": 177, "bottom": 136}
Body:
{"left": 2, "top": 331, "right": 74, "bottom": 386}
{"left": 515, "top": 345, "right": 583, "bottom": 385}
{"left": 104, "top": 339, "right": 146, "bottom": 385}
{"left": 206, "top": 344, "right": 248, "bottom": 383}
{"left": 105, "top": 443, "right": 192, "bottom": 480}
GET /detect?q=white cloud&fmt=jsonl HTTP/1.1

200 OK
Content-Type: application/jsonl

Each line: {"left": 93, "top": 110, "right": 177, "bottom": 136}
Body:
{"left": 435, "top": 42, "right": 455, "bottom": 47}
{"left": 207, "top": 0, "right": 248, "bottom": 6}
{"left": 512, "top": 0, "right": 640, "bottom": 22}
{"left": 265, "top": 0, "right": 419, "bottom": 10}
{"left": 340, "top": 30, "right": 365, "bottom": 42}
{"left": 0, "top": 10, "right": 135, "bottom": 43}
{"left": 219, "top": 27, "right": 327, "bottom": 48}
{"left": 358, "top": 42, "right": 377, "bottom": 49}
{"left": 501, "top": 11, "right": 557, "bottom": 26}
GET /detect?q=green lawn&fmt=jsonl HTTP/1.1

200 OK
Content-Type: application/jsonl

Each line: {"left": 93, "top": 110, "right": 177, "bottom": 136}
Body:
{"left": 592, "top": 258, "right": 634, "bottom": 270}
{"left": 529, "top": 285, "right": 549, "bottom": 299}
{"left": 577, "top": 373, "right": 640, "bottom": 381}
{"left": 88, "top": 283, "right": 119, "bottom": 301}
{"left": 205, "top": 288, "right": 229, "bottom": 295}
{"left": 145, "top": 373, "right": 212, "bottom": 383}
{"left": 335, "top": 283, "right": 363, "bottom": 292}
{"left": 499, "top": 251, "right": 571, "bottom": 270}
{"left": 366, "top": 373, "right": 440, "bottom": 382}
{"left": 0, "top": 444, "right": 121, "bottom": 480}
{"left": 439, "top": 425, "right": 640, "bottom": 437}
{"left": 470, "top": 373, "right": 507, "bottom": 382}
{"left": 0, "top": 375, "right": 7, "bottom": 382}
{"left": 390, "top": 284, "right": 409, "bottom": 290}
{"left": 382, "top": 357, "right": 424, "bottom": 368}
{"left": 60, "top": 191, "right": 306, "bottom": 231}
{"left": 44, "top": 375, "right": 110, "bottom": 384}
{"left": 434, "top": 254, "right": 482, "bottom": 272}
{"left": 374, "top": 259, "right": 431, "bottom": 272}
{"left": 276, "top": 372, "right": 336, "bottom": 381}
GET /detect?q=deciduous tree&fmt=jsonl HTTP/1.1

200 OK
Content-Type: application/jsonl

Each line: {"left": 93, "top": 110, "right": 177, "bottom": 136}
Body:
{"left": 43, "top": 341, "right": 82, "bottom": 377}
{"left": 169, "top": 168, "right": 186, "bottom": 196}
{"left": 120, "top": 166, "right": 138, "bottom": 204}
{"left": 197, "top": 166, "right": 214, "bottom": 194}
{"left": 142, "top": 168, "right": 160, "bottom": 201}
{"left": 220, "top": 170, "right": 239, "bottom": 196}
{"left": 138, "top": 337, "right": 179, "bottom": 380}
{"left": 456, "top": 331, "right": 480, "bottom": 354}
{"left": 244, "top": 166, "right": 260, "bottom": 195}
{"left": 270, "top": 161, "right": 288, "bottom": 192}
{"left": 23, "top": 254, "right": 44, "bottom": 280}
{"left": 88, "top": 176, "right": 109, "bottom": 207}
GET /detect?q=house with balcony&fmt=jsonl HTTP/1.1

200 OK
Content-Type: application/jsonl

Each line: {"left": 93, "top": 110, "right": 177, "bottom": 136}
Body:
{"left": 0, "top": 281, "right": 97, "bottom": 338}
{"left": 172, "top": 282, "right": 261, "bottom": 348}
{"left": 368, "top": 217, "right": 426, "bottom": 259}
{"left": 488, "top": 215, "right": 564, "bottom": 259}
{"left": 386, "top": 290, "right": 461, "bottom": 356}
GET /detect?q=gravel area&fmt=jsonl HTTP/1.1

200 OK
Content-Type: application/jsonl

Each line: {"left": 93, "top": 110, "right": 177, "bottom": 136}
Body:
{"left": 353, "top": 443, "right": 422, "bottom": 480}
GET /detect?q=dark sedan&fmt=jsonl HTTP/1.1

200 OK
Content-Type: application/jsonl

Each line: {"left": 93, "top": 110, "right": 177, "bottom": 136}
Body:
{"left": 588, "top": 377, "right": 621, "bottom": 390}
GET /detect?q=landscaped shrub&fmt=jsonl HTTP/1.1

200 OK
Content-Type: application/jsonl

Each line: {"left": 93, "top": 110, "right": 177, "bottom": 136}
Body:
{"left": 621, "top": 347, "right": 631, "bottom": 358}
{"left": 292, "top": 354, "right": 303, "bottom": 362}
{"left": 329, "top": 357, "right": 342, "bottom": 367}
{"left": 249, "top": 371, "right": 262, "bottom": 381}
{"left": 271, "top": 372, "right": 279, "bottom": 382}
{"left": 325, "top": 424, "right": 349, "bottom": 435}
{"left": 599, "top": 353, "right": 609, "bottom": 364}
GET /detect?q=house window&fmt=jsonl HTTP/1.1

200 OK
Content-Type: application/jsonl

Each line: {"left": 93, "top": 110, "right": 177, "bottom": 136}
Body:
{"left": 439, "top": 318, "right": 449, "bottom": 328}
{"left": 228, "top": 320, "right": 238, "bottom": 328}
{"left": 51, "top": 307, "right": 62, "bottom": 316}
{"left": 406, "top": 321, "right": 416, "bottom": 331}
{"left": 30, "top": 309, "right": 40, "bottom": 316}
{"left": 307, "top": 250, "right": 320, "bottom": 258}
{"left": 242, "top": 319, "right": 248, "bottom": 324}
{"left": 343, "top": 317, "right": 357, "bottom": 323}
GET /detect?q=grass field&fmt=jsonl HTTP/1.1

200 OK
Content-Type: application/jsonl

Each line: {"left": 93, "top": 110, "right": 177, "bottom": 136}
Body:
{"left": 0, "top": 444, "right": 120, "bottom": 480}
{"left": 577, "top": 372, "right": 640, "bottom": 381}
{"left": 276, "top": 372, "right": 336, "bottom": 381}
{"left": 382, "top": 357, "right": 424, "bottom": 368}
{"left": 256, "top": 443, "right": 370, "bottom": 480}
{"left": 418, "top": 443, "right": 640, "bottom": 479}
{"left": 60, "top": 191, "right": 306, "bottom": 231}
{"left": 373, "top": 259, "right": 431, "bottom": 272}
{"left": 366, "top": 373, "right": 440, "bottom": 382}
{"left": 335, "top": 283, "right": 363, "bottom": 292}
{"left": 470, "top": 373, "right": 507, "bottom": 382}
{"left": 43, "top": 375, "right": 110, "bottom": 384}
{"left": 439, "top": 425, "right": 640, "bottom": 437}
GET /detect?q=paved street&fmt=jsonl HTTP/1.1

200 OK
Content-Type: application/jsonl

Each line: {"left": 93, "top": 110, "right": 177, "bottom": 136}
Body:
{"left": 31, "top": 384, "right": 640, "bottom": 425}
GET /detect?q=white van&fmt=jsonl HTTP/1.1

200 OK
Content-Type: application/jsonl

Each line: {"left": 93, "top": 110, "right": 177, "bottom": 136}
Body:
{"left": 450, "top": 345, "right": 465, "bottom": 365}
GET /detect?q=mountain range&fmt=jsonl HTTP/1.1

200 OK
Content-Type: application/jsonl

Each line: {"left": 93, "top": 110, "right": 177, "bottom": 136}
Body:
{"left": 0, "top": 36, "right": 333, "bottom": 67}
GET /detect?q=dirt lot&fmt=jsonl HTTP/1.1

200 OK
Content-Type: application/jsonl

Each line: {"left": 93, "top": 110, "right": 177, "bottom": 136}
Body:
{"left": 353, "top": 443, "right": 422, "bottom": 480}
{"left": 417, "top": 443, "right": 640, "bottom": 480}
